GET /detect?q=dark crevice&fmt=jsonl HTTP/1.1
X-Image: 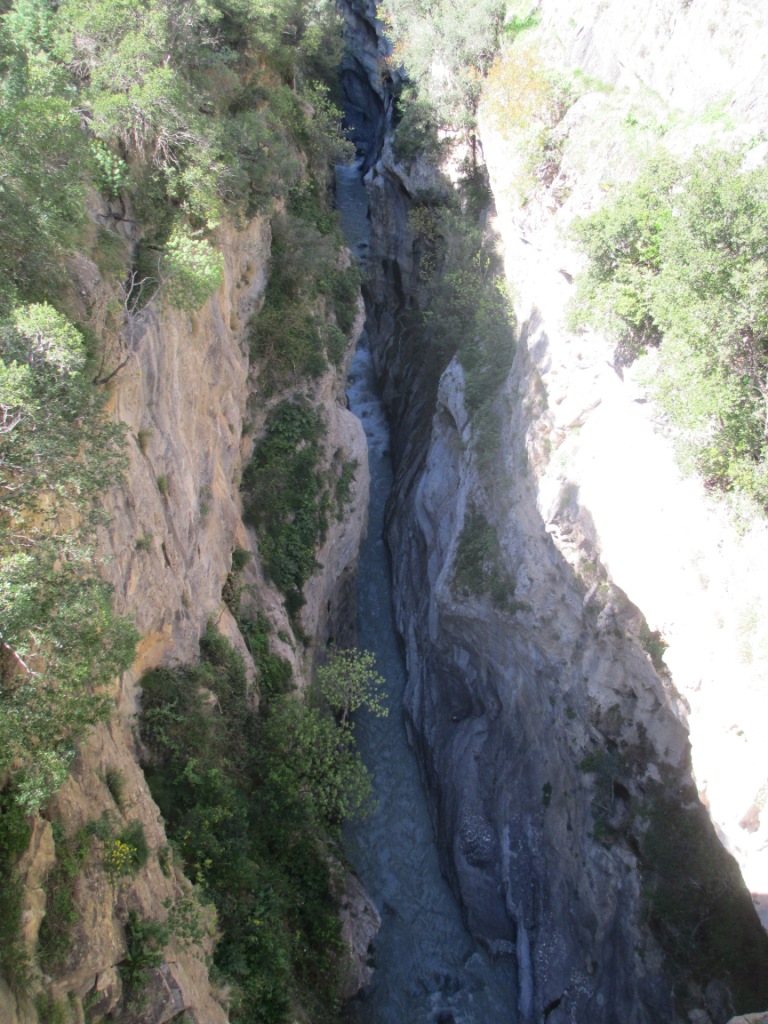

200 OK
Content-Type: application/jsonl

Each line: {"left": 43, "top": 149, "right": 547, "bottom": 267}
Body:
{"left": 543, "top": 996, "right": 562, "bottom": 1020}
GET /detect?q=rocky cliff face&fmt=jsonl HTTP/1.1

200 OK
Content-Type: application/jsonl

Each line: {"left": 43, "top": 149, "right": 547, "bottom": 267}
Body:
{"left": 478, "top": 2, "right": 768, "bottom": 931}
{"left": 3, "top": 190, "right": 371, "bottom": 1022}
{"left": 344, "top": 0, "right": 768, "bottom": 1020}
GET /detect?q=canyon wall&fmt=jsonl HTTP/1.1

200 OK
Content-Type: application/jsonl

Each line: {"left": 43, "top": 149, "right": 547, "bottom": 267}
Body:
{"left": 482, "top": 0, "right": 768, "bottom": 931}
{"left": 346, "top": 0, "right": 768, "bottom": 1020}
{"left": 1, "top": 192, "right": 370, "bottom": 1022}
{"left": 7, "top": 1, "right": 768, "bottom": 1020}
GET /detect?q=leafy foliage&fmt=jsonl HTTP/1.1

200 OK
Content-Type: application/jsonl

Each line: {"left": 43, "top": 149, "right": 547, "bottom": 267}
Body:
{"left": 239, "top": 615, "right": 294, "bottom": 700}
{"left": 119, "top": 910, "right": 169, "bottom": 990}
{"left": 0, "top": 303, "right": 126, "bottom": 507}
{"left": 139, "top": 625, "right": 379, "bottom": 1023}
{"left": 413, "top": 203, "right": 515, "bottom": 393}
{"left": 483, "top": 32, "right": 574, "bottom": 135}
{"left": 570, "top": 147, "right": 768, "bottom": 508}
{"left": 38, "top": 820, "right": 94, "bottom": 970}
{"left": 0, "top": 2, "right": 357, "bottom": 1007}
{"left": 453, "top": 505, "right": 517, "bottom": 609}
{"left": 162, "top": 225, "right": 225, "bottom": 312}
{"left": 383, "top": 0, "right": 504, "bottom": 136}
{"left": 0, "top": 0, "right": 353, "bottom": 317}
{"left": 0, "top": 0, "right": 353, "bottom": 819}
{"left": 640, "top": 781, "right": 768, "bottom": 1011}
{"left": 53, "top": 0, "right": 345, "bottom": 224}
{"left": 91, "top": 140, "right": 129, "bottom": 198}
{"left": 104, "top": 821, "right": 150, "bottom": 879}
{"left": 0, "top": 297, "right": 136, "bottom": 816}
{"left": 242, "top": 400, "right": 327, "bottom": 615}
{"left": 392, "top": 84, "right": 446, "bottom": 165}
{"left": 0, "top": 10, "right": 89, "bottom": 309}
{"left": 314, "top": 647, "right": 387, "bottom": 729}
{"left": 0, "top": 794, "right": 32, "bottom": 988}
{"left": 0, "top": 544, "right": 138, "bottom": 812}
{"left": 334, "top": 458, "right": 358, "bottom": 521}
{"left": 482, "top": 36, "right": 575, "bottom": 200}
{"left": 250, "top": 207, "right": 360, "bottom": 393}
{"left": 408, "top": 197, "right": 516, "bottom": 474}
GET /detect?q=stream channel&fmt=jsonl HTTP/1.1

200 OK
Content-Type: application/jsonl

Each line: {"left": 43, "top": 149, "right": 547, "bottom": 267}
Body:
{"left": 336, "top": 162, "right": 518, "bottom": 1023}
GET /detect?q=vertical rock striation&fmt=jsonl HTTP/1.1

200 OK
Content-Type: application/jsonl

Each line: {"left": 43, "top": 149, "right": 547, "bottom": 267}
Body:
{"left": 11, "top": 183, "right": 371, "bottom": 1019}
{"left": 342, "top": 1, "right": 768, "bottom": 1020}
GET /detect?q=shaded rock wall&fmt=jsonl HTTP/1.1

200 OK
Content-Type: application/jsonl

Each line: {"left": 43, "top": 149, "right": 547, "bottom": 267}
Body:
{"left": 343, "top": 1, "right": 768, "bottom": 1020}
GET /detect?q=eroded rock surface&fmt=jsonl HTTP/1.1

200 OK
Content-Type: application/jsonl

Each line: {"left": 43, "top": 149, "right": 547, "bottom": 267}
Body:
{"left": 345, "top": 0, "right": 768, "bottom": 1019}
{"left": 15, "top": 189, "right": 372, "bottom": 1020}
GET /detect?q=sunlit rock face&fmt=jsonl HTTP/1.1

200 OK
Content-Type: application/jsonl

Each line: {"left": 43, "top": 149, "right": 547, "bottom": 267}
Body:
{"left": 479, "top": 0, "right": 768, "bottom": 931}
{"left": 11, "top": 188, "right": 371, "bottom": 1022}
{"left": 344, "top": 0, "right": 768, "bottom": 1019}
{"left": 535, "top": 0, "right": 768, "bottom": 132}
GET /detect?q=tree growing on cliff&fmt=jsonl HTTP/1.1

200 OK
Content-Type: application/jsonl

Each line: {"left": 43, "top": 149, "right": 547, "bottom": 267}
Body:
{"left": 0, "top": 302, "right": 136, "bottom": 812}
{"left": 315, "top": 647, "right": 388, "bottom": 728}
{"left": 569, "top": 146, "right": 768, "bottom": 510}
{"left": 382, "top": 0, "right": 505, "bottom": 138}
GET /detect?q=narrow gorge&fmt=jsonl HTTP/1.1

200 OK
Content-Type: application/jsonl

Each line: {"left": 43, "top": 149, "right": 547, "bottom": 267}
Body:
{"left": 339, "top": 0, "right": 768, "bottom": 1021}
{"left": 2, "top": 1, "right": 768, "bottom": 1023}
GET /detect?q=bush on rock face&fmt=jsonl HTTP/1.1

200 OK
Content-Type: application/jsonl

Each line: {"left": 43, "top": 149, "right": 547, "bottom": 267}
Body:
{"left": 162, "top": 226, "right": 225, "bottom": 312}
{"left": 569, "top": 147, "right": 768, "bottom": 510}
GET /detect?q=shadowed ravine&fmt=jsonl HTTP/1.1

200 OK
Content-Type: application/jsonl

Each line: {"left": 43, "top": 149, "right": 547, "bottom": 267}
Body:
{"left": 337, "top": 162, "right": 518, "bottom": 1024}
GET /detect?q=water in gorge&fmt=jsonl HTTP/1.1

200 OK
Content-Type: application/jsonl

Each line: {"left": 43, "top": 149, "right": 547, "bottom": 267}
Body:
{"left": 336, "top": 161, "right": 518, "bottom": 1024}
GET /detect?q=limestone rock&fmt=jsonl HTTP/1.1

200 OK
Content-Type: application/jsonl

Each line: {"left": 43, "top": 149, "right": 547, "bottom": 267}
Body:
{"left": 479, "top": 0, "right": 768, "bottom": 932}
{"left": 351, "top": 0, "right": 768, "bottom": 1016}
{"left": 301, "top": 322, "right": 371, "bottom": 652}
{"left": 337, "top": 870, "right": 381, "bottom": 1000}
{"left": 20, "top": 188, "right": 371, "bottom": 1022}
{"left": 18, "top": 818, "right": 55, "bottom": 956}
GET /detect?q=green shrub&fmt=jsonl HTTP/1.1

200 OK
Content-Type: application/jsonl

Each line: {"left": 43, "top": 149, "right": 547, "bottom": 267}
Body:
{"left": 408, "top": 203, "right": 516, "bottom": 420}
{"left": 639, "top": 619, "right": 668, "bottom": 672}
{"left": 381, "top": 0, "right": 505, "bottom": 135}
{"left": 136, "top": 428, "right": 153, "bottom": 454}
{"left": 33, "top": 993, "right": 75, "bottom": 1024}
{"left": 314, "top": 647, "right": 388, "bottom": 728}
{"left": 0, "top": 543, "right": 138, "bottom": 813}
{"left": 569, "top": 147, "right": 768, "bottom": 509}
{"left": 392, "top": 86, "right": 446, "bottom": 165}
{"left": 0, "top": 299, "right": 136, "bottom": 816}
{"left": 249, "top": 211, "right": 355, "bottom": 393}
{"left": 334, "top": 459, "right": 358, "bottom": 520}
{"left": 240, "top": 615, "right": 293, "bottom": 701}
{"left": 91, "top": 140, "right": 129, "bottom": 198}
{"left": 104, "top": 820, "right": 149, "bottom": 879}
{"left": 137, "top": 628, "right": 364, "bottom": 1023}
{"left": 0, "top": 794, "right": 32, "bottom": 989}
{"left": 231, "top": 548, "right": 250, "bottom": 573}
{"left": 640, "top": 782, "right": 768, "bottom": 1011}
{"left": 503, "top": 11, "right": 539, "bottom": 39}
{"left": 162, "top": 226, "right": 224, "bottom": 312}
{"left": 241, "top": 400, "right": 327, "bottom": 613}
{"left": 84, "top": 812, "right": 114, "bottom": 842}
{"left": 120, "top": 910, "right": 169, "bottom": 990}
{"left": 453, "top": 506, "right": 517, "bottom": 609}
{"left": 38, "top": 821, "right": 92, "bottom": 969}
{"left": 222, "top": 548, "right": 251, "bottom": 614}
{"left": 0, "top": 303, "right": 127, "bottom": 509}
{"left": 328, "top": 263, "right": 361, "bottom": 337}
{"left": 104, "top": 768, "right": 125, "bottom": 807}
